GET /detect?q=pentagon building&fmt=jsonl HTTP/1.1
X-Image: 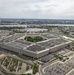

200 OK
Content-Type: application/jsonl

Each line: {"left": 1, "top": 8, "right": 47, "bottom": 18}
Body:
{"left": 0, "top": 33, "right": 71, "bottom": 58}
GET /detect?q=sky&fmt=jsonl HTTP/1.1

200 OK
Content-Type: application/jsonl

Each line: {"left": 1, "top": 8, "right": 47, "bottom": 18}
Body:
{"left": 0, "top": 0, "right": 74, "bottom": 19}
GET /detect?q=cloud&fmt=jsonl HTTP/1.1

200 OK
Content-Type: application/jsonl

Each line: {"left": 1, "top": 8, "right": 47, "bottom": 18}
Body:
{"left": 0, "top": 0, "right": 74, "bottom": 19}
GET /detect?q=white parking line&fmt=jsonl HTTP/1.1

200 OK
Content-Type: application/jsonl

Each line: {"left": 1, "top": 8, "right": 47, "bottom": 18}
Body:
{"left": 42, "top": 52, "right": 74, "bottom": 74}
{"left": 42, "top": 61, "right": 59, "bottom": 74}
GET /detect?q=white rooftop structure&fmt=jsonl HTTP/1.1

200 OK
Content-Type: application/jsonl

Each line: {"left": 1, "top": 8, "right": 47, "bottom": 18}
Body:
{"left": 25, "top": 28, "right": 48, "bottom": 32}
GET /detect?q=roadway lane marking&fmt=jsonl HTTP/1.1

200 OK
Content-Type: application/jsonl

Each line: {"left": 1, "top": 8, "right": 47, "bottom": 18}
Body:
{"left": 66, "top": 68, "right": 74, "bottom": 75}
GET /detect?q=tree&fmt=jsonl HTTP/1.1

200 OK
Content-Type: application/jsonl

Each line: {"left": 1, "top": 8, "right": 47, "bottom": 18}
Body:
{"left": 25, "top": 36, "right": 43, "bottom": 42}
{"left": 33, "top": 64, "right": 39, "bottom": 74}
{"left": 71, "top": 41, "right": 74, "bottom": 48}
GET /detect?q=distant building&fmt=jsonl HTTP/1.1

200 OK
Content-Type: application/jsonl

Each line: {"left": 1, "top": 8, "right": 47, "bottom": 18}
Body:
{"left": 25, "top": 28, "right": 48, "bottom": 33}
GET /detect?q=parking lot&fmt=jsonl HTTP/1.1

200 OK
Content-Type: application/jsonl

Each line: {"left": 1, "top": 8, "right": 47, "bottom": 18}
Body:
{"left": 0, "top": 56, "right": 32, "bottom": 74}
{"left": 44, "top": 53, "right": 74, "bottom": 75}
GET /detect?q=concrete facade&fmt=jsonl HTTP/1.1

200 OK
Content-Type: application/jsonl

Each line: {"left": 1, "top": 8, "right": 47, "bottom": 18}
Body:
{"left": 0, "top": 41, "right": 71, "bottom": 58}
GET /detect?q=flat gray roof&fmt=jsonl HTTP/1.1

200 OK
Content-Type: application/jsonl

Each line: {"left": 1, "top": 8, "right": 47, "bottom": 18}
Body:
{"left": 27, "top": 44, "right": 45, "bottom": 51}
{"left": 41, "top": 54, "right": 54, "bottom": 62}
{"left": 38, "top": 38, "right": 68, "bottom": 48}
{"left": 0, "top": 31, "right": 70, "bottom": 53}
{"left": 4, "top": 37, "right": 69, "bottom": 52}
{"left": 6, "top": 41, "right": 27, "bottom": 49}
